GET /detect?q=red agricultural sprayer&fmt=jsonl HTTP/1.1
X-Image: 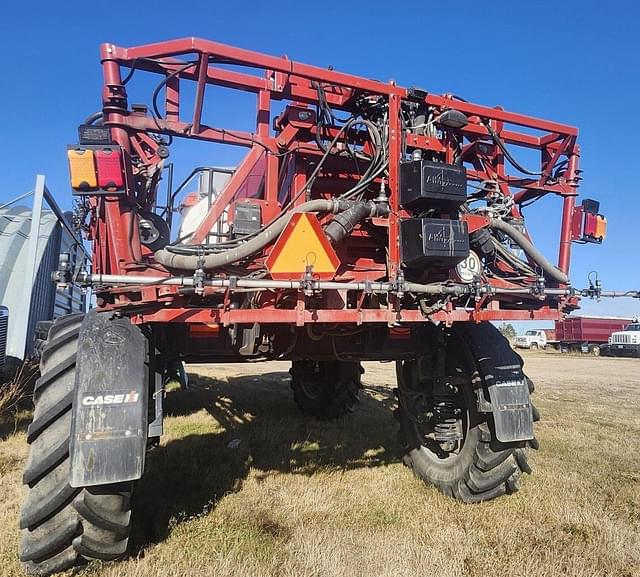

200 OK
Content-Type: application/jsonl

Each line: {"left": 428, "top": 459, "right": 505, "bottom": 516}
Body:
{"left": 18, "top": 38, "right": 638, "bottom": 575}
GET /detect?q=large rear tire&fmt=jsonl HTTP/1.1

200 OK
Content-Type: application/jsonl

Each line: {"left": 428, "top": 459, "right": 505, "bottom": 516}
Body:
{"left": 290, "top": 360, "right": 362, "bottom": 419}
{"left": 19, "top": 314, "right": 134, "bottom": 576}
{"left": 395, "top": 322, "right": 538, "bottom": 503}
{"left": 32, "top": 320, "right": 53, "bottom": 361}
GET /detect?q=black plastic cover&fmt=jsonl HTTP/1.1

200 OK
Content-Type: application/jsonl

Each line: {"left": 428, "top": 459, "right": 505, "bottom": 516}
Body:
{"left": 400, "top": 160, "right": 467, "bottom": 212}
{"left": 400, "top": 218, "right": 469, "bottom": 268}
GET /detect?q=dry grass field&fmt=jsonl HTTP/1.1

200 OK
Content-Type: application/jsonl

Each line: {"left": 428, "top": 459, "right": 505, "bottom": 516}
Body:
{"left": 0, "top": 353, "right": 639, "bottom": 577}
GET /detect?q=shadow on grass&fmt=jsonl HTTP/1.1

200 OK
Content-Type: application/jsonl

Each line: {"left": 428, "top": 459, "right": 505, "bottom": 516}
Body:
{"left": 0, "top": 361, "right": 38, "bottom": 440}
{"left": 130, "top": 367, "right": 401, "bottom": 554}
{"left": 0, "top": 409, "right": 32, "bottom": 441}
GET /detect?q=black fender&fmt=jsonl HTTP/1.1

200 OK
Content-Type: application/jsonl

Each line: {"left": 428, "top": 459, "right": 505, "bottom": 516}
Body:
{"left": 453, "top": 322, "right": 534, "bottom": 443}
{"left": 69, "top": 311, "right": 149, "bottom": 487}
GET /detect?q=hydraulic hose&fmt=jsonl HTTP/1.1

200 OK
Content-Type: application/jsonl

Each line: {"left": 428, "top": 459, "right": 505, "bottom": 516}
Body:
{"left": 488, "top": 218, "right": 569, "bottom": 284}
{"left": 324, "top": 201, "right": 390, "bottom": 245}
{"left": 154, "top": 199, "right": 352, "bottom": 271}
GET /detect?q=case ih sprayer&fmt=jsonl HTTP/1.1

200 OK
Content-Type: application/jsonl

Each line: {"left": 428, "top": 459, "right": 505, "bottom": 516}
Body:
{"left": 18, "top": 37, "right": 639, "bottom": 575}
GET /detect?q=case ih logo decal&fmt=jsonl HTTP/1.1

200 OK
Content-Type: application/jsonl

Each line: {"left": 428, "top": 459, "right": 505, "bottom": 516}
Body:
{"left": 81, "top": 391, "right": 139, "bottom": 406}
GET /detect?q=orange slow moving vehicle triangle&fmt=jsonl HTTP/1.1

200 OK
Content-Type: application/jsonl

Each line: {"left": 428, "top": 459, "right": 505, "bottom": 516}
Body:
{"left": 266, "top": 212, "right": 340, "bottom": 280}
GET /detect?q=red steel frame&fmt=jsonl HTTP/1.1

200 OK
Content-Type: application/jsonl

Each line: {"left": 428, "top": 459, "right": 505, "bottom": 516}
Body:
{"left": 89, "top": 37, "right": 583, "bottom": 326}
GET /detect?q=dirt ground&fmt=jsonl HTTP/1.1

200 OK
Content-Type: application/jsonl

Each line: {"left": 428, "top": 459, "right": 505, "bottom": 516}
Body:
{"left": 1, "top": 352, "right": 639, "bottom": 577}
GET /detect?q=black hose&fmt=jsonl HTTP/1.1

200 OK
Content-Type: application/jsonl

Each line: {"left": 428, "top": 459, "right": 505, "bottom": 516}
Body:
{"left": 155, "top": 199, "right": 345, "bottom": 271}
{"left": 152, "top": 61, "right": 198, "bottom": 120}
{"left": 154, "top": 199, "right": 390, "bottom": 271}
{"left": 84, "top": 112, "right": 103, "bottom": 126}
{"left": 121, "top": 60, "right": 138, "bottom": 85}
{"left": 482, "top": 120, "right": 543, "bottom": 176}
{"left": 488, "top": 219, "right": 569, "bottom": 284}
{"left": 324, "top": 201, "right": 389, "bottom": 245}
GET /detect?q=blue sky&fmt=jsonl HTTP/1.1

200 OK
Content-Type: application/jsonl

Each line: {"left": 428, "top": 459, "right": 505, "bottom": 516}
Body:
{"left": 0, "top": 0, "right": 638, "bottom": 321}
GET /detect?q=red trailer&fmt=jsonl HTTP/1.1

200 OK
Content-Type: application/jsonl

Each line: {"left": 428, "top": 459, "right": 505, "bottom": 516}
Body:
{"left": 554, "top": 316, "right": 633, "bottom": 354}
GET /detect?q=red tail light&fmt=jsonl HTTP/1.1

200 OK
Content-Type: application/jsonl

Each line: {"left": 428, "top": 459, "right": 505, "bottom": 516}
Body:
{"left": 68, "top": 145, "right": 125, "bottom": 194}
{"left": 95, "top": 147, "right": 125, "bottom": 190}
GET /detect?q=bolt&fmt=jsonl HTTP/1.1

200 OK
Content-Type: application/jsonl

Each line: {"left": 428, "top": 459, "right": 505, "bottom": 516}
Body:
{"left": 85, "top": 434, "right": 92, "bottom": 441}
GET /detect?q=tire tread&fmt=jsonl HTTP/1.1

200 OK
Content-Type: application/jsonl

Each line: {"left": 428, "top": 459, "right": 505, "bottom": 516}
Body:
{"left": 290, "top": 360, "right": 362, "bottom": 419}
{"left": 20, "top": 314, "right": 134, "bottom": 576}
{"left": 395, "top": 322, "right": 537, "bottom": 503}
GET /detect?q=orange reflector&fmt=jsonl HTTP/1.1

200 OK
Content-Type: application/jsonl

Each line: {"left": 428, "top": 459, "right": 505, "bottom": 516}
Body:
{"left": 595, "top": 215, "right": 607, "bottom": 240}
{"left": 266, "top": 213, "right": 340, "bottom": 280}
{"left": 68, "top": 149, "right": 97, "bottom": 191}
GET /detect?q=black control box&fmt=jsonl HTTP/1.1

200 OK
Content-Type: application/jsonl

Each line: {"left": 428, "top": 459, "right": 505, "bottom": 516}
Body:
{"left": 400, "top": 218, "right": 469, "bottom": 269}
{"left": 400, "top": 160, "right": 467, "bottom": 212}
{"left": 232, "top": 202, "right": 262, "bottom": 236}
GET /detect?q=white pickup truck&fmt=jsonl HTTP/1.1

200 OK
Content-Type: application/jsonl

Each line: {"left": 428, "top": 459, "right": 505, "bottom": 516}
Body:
{"left": 514, "top": 329, "right": 547, "bottom": 350}
{"left": 603, "top": 322, "right": 640, "bottom": 357}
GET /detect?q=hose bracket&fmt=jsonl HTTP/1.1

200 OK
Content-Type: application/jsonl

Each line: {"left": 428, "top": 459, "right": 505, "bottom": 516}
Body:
{"left": 193, "top": 254, "right": 206, "bottom": 296}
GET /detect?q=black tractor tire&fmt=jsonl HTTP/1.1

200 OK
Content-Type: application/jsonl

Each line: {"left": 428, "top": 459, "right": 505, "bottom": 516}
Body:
{"left": 290, "top": 360, "right": 362, "bottom": 419}
{"left": 19, "top": 314, "right": 134, "bottom": 576}
{"left": 395, "top": 322, "right": 539, "bottom": 503}
{"left": 32, "top": 320, "right": 54, "bottom": 361}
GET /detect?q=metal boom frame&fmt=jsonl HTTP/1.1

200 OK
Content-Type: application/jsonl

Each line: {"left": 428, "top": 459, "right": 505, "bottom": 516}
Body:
{"left": 85, "top": 37, "right": 584, "bottom": 327}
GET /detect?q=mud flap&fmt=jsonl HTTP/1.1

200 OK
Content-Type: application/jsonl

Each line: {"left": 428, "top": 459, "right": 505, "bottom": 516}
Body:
{"left": 486, "top": 372, "right": 534, "bottom": 443}
{"left": 454, "top": 322, "right": 534, "bottom": 443}
{"left": 69, "top": 312, "right": 148, "bottom": 487}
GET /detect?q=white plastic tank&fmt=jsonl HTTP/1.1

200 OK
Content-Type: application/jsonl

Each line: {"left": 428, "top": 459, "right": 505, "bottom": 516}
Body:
{"left": 177, "top": 169, "right": 233, "bottom": 244}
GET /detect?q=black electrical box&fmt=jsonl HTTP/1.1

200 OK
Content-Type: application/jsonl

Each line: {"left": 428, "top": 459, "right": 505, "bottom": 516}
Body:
{"left": 400, "top": 160, "right": 467, "bottom": 212}
{"left": 400, "top": 218, "right": 469, "bottom": 269}
{"left": 233, "top": 202, "right": 262, "bottom": 236}
{"left": 78, "top": 124, "right": 113, "bottom": 145}
{"left": 581, "top": 198, "right": 600, "bottom": 214}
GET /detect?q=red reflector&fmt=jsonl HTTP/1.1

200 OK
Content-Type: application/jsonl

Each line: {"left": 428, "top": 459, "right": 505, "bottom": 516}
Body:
{"left": 570, "top": 206, "right": 584, "bottom": 241}
{"left": 583, "top": 212, "right": 598, "bottom": 237}
{"left": 95, "top": 148, "right": 124, "bottom": 190}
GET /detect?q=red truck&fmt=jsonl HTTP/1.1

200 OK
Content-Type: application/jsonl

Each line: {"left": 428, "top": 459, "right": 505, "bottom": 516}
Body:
{"left": 550, "top": 316, "right": 633, "bottom": 355}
